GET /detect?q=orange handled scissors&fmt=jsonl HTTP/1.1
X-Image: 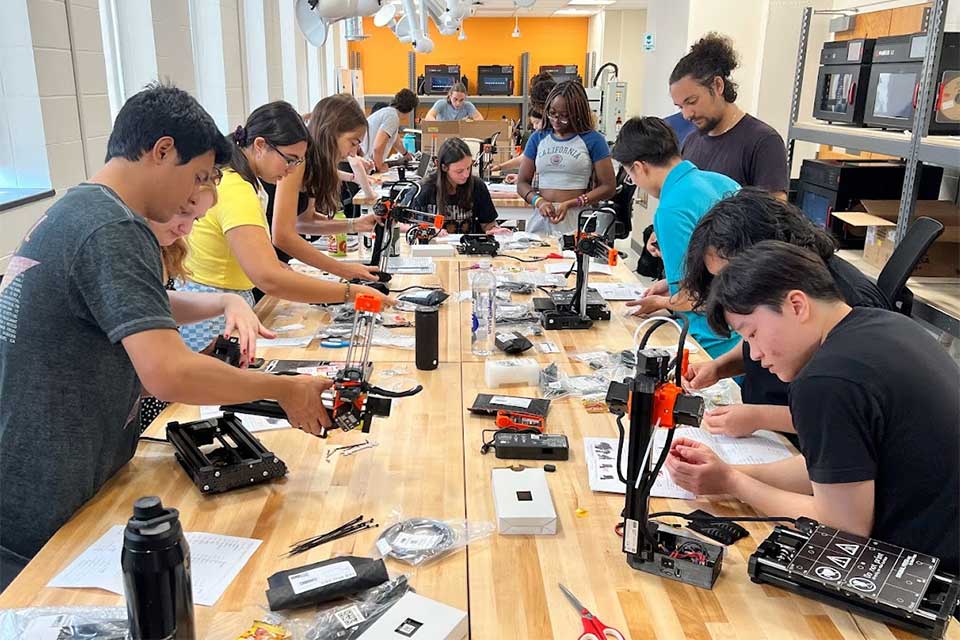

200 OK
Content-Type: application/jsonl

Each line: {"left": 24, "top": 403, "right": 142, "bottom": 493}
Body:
{"left": 559, "top": 583, "right": 626, "bottom": 640}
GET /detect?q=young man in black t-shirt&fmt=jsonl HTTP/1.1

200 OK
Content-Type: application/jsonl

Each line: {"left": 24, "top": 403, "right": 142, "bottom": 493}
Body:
{"left": 665, "top": 241, "right": 959, "bottom": 573}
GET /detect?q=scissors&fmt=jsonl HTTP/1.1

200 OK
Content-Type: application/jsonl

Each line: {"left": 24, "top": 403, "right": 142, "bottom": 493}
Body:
{"left": 559, "top": 583, "right": 625, "bottom": 640}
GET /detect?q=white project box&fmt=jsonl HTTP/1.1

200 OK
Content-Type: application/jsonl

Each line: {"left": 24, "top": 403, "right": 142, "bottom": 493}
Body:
{"left": 356, "top": 591, "right": 468, "bottom": 640}
{"left": 492, "top": 466, "right": 558, "bottom": 535}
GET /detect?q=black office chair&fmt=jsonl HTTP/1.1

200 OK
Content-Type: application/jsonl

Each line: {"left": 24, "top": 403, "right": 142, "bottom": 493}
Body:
{"left": 876, "top": 216, "right": 944, "bottom": 316}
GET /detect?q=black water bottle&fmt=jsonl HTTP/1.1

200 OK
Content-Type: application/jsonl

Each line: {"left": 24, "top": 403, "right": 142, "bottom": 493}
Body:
{"left": 122, "top": 496, "right": 195, "bottom": 640}
{"left": 415, "top": 308, "right": 439, "bottom": 370}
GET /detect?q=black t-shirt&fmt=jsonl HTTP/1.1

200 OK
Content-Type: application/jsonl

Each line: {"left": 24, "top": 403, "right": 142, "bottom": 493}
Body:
{"left": 789, "top": 307, "right": 960, "bottom": 573}
{"left": 742, "top": 255, "right": 890, "bottom": 405}
{"left": 412, "top": 178, "right": 498, "bottom": 234}
{"left": 681, "top": 114, "right": 789, "bottom": 193}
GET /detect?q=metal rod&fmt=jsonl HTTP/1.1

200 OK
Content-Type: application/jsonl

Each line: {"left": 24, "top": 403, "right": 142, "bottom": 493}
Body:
{"left": 786, "top": 7, "right": 813, "bottom": 173}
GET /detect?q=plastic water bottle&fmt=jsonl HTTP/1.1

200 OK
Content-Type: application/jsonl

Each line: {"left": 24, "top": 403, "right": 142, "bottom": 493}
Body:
{"left": 472, "top": 261, "right": 497, "bottom": 356}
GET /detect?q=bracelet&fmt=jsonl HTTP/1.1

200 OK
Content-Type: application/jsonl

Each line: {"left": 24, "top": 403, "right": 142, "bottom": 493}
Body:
{"left": 531, "top": 194, "right": 542, "bottom": 208}
{"left": 577, "top": 194, "right": 589, "bottom": 207}
{"left": 343, "top": 281, "right": 351, "bottom": 303}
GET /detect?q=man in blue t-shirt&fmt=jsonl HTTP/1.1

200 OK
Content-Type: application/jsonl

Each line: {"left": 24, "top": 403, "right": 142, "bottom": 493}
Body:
{"left": 612, "top": 116, "right": 740, "bottom": 358}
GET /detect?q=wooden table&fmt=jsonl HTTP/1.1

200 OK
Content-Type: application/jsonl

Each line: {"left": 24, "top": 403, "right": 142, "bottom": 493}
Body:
{"left": 1, "top": 246, "right": 953, "bottom": 640}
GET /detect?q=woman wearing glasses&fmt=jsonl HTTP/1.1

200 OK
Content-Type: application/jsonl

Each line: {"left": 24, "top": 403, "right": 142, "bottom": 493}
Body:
{"left": 516, "top": 81, "right": 616, "bottom": 236}
{"left": 181, "top": 101, "right": 394, "bottom": 351}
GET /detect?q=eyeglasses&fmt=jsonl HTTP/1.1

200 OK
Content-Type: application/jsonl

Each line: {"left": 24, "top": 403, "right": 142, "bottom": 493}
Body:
{"left": 267, "top": 141, "right": 304, "bottom": 168}
{"left": 547, "top": 111, "right": 570, "bottom": 125}
{"left": 196, "top": 166, "right": 223, "bottom": 187}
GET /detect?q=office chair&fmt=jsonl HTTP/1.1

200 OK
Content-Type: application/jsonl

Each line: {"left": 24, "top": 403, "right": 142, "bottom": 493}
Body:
{"left": 877, "top": 216, "right": 944, "bottom": 316}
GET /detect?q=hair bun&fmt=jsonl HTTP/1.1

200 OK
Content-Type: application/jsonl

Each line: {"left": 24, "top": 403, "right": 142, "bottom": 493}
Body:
{"left": 690, "top": 33, "right": 739, "bottom": 76}
{"left": 232, "top": 125, "right": 248, "bottom": 146}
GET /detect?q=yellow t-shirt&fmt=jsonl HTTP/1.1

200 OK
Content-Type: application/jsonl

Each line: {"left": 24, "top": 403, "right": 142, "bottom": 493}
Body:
{"left": 185, "top": 169, "right": 270, "bottom": 290}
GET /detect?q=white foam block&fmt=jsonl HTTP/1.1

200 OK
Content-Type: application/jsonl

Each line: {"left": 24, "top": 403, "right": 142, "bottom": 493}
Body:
{"left": 410, "top": 243, "right": 456, "bottom": 257}
{"left": 484, "top": 357, "right": 540, "bottom": 387}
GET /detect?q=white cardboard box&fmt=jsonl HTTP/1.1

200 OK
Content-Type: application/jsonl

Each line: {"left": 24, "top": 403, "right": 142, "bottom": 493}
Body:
{"left": 356, "top": 592, "right": 468, "bottom": 639}
{"left": 492, "top": 466, "right": 558, "bottom": 535}
{"left": 410, "top": 243, "right": 457, "bottom": 257}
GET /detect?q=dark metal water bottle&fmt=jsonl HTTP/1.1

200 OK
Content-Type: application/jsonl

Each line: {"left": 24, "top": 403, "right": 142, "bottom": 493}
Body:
{"left": 122, "top": 496, "right": 195, "bottom": 640}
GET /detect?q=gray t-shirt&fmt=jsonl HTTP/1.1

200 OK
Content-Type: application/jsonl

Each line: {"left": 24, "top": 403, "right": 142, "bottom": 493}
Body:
{"left": 361, "top": 106, "right": 402, "bottom": 164}
{"left": 681, "top": 114, "right": 789, "bottom": 193}
{"left": 430, "top": 99, "right": 479, "bottom": 121}
{"left": 0, "top": 183, "right": 175, "bottom": 584}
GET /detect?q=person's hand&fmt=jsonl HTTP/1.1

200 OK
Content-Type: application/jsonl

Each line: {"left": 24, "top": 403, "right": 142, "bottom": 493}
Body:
{"left": 535, "top": 199, "right": 556, "bottom": 220}
{"left": 221, "top": 294, "right": 275, "bottom": 366}
{"left": 402, "top": 152, "right": 414, "bottom": 162}
{"left": 552, "top": 200, "right": 576, "bottom": 223}
{"left": 665, "top": 437, "right": 735, "bottom": 495}
{"left": 338, "top": 262, "right": 380, "bottom": 282}
{"left": 487, "top": 226, "right": 512, "bottom": 235}
{"left": 278, "top": 376, "right": 332, "bottom": 437}
{"left": 361, "top": 157, "right": 375, "bottom": 172}
{"left": 644, "top": 279, "right": 669, "bottom": 297}
{"left": 491, "top": 163, "right": 502, "bottom": 172}
{"left": 683, "top": 360, "right": 721, "bottom": 391}
{"left": 354, "top": 213, "right": 380, "bottom": 233}
{"left": 437, "top": 228, "right": 449, "bottom": 237}
{"left": 625, "top": 295, "right": 669, "bottom": 316}
{"left": 701, "top": 405, "right": 759, "bottom": 438}
{"left": 504, "top": 174, "right": 518, "bottom": 185}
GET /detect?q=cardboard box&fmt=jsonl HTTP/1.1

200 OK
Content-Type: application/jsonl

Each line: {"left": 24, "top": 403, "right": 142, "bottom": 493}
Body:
{"left": 492, "top": 466, "right": 558, "bottom": 535}
{"left": 356, "top": 592, "right": 468, "bottom": 640}
{"left": 831, "top": 200, "right": 960, "bottom": 277}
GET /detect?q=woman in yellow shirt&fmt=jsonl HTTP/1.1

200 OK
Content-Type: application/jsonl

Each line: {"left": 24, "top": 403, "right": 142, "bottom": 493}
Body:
{"left": 182, "top": 101, "right": 393, "bottom": 351}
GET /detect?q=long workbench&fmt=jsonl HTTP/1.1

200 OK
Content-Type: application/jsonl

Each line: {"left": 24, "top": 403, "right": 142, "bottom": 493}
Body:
{"left": 1, "top": 245, "right": 954, "bottom": 640}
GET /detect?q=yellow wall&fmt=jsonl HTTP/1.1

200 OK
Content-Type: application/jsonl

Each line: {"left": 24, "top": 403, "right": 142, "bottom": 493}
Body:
{"left": 348, "top": 16, "right": 589, "bottom": 121}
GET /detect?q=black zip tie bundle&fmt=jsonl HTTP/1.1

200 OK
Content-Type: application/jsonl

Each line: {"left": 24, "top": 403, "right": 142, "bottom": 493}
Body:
{"left": 285, "top": 516, "right": 379, "bottom": 557}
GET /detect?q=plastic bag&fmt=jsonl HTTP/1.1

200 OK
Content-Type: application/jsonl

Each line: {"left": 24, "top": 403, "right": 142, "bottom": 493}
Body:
{"left": 688, "top": 378, "right": 742, "bottom": 411}
{"left": 372, "top": 511, "right": 494, "bottom": 567}
{"left": 297, "top": 575, "right": 413, "bottom": 640}
{"left": 540, "top": 362, "right": 617, "bottom": 400}
{"left": 370, "top": 327, "right": 415, "bottom": 350}
{"left": 0, "top": 607, "right": 128, "bottom": 639}
{"left": 495, "top": 302, "right": 539, "bottom": 325}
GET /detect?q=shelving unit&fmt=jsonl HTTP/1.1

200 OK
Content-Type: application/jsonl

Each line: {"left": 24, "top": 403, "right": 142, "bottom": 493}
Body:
{"left": 786, "top": 0, "right": 959, "bottom": 338}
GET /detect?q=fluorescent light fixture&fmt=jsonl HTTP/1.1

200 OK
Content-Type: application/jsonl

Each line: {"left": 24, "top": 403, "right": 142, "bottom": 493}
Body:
{"left": 554, "top": 7, "right": 598, "bottom": 14}
{"left": 511, "top": 15, "right": 520, "bottom": 37}
{"left": 567, "top": 0, "right": 616, "bottom": 5}
{"left": 458, "top": 24, "right": 466, "bottom": 40}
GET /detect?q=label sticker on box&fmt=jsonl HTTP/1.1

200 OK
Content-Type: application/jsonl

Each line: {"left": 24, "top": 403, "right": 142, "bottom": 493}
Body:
{"left": 288, "top": 561, "right": 357, "bottom": 595}
{"left": 490, "top": 396, "right": 532, "bottom": 409}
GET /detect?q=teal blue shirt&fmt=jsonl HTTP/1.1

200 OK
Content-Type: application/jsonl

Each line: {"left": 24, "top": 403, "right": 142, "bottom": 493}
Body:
{"left": 654, "top": 160, "right": 741, "bottom": 358}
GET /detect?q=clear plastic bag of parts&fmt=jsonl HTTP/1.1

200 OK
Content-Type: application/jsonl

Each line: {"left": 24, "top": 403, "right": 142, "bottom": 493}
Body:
{"left": 277, "top": 575, "right": 414, "bottom": 640}
{"left": 0, "top": 607, "right": 129, "bottom": 639}
{"left": 371, "top": 511, "right": 495, "bottom": 567}
{"left": 687, "top": 377, "right": 742, "bottom": 411}
{"left": 539, "top": 363, "right": 613, "bottom": 400}
{"left": 495, "top": 301, "right": 539, "bottom": 325}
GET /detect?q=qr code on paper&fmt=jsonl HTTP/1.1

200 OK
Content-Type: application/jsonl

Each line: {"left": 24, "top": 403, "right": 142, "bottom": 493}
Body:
{"left": 335, "top": 604, "right": 365, "bottom": 629}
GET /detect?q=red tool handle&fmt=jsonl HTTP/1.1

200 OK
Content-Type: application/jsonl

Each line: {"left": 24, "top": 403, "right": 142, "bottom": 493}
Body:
{"left": 912, "top": 82, "right": 921, "bottom": 109}
{"left": 847, "top": 81, "right": 856, "bottom": 105}
{"left": 935, "top": 81, "right": 946, "bottom": 111}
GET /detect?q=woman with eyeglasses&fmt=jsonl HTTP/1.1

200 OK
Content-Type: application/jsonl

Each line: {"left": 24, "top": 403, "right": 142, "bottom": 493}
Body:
{"left": 181, "top": 101, "right": 395, "bottom": 351}
{"left": 516, "top": 81, "right": 616, "bottom": 235}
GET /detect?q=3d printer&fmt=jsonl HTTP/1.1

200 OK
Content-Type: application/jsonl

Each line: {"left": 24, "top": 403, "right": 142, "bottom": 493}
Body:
{"left": 533, "top": 205, "right": 624, "bottom": 330}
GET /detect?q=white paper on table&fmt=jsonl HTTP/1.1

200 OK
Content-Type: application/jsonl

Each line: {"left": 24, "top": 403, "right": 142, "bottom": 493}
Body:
{"left": 199, "top": 406, "right": 291, "bottom": 432}
{"left": 590, "top": 282, "right": 647, "bottom": 301}
{"left": 48, "top": 525, "right": 261, "bottom": 606}
{"left": 385, "top": 256, "right": 436, "bottom": 274}
{"left": 585, "top": 429, "right": 793, "bottom": 498}
{"left": 544, "top": 261, "right": 613, "bottom": 275}
{"left": 272, "top": 323, "right": 305, "bottom": 333}
{"left": 486, "top": 182, "right": 518, "bottom": 194}
{"left": 257, "top": 335, "right": 315, "bottom": 348}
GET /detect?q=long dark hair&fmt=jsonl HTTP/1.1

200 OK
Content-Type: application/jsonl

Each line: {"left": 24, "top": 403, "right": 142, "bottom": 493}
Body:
{"left": 432, "top": 137, "right": 475, "bottom": 215}
{"left": 670, "top": 33, "right": 739, "bottom": 102}
{"left": 230, "top": 101, "right": 309, "bottom": 192}
{"left": 542, "top": 81, "right": 594, "bottom": 135}
{"left": 682, "top": 189, "right": 838, "bottom": 310}
{"left": 305, "top": 94, "right": 368, "bottom": 215}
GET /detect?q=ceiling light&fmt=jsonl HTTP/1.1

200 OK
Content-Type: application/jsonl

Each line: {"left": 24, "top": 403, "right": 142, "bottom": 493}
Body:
{"left": 554, "top": 7, "right": 598, "bottom": 14}
{"left": 511, "top": 15, "right": 521, "bottom": 37}
{"left": 567, "top": 0, "right": 615, "bottom": 4}
{"left": 458, "top": 24, "right": 466, "bottom": 40}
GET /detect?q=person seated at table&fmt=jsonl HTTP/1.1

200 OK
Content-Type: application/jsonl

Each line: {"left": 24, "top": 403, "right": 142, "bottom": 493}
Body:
{"left": 269, "top": 94, "right": 385, "bottom": 278}
{"left": 517, "top": 80, "right": 616, "bottom": 236}
{"left": 411, "top": 137, "right": 509, "bottom": 235}
{"left": 493, "top": 73, "right": 556, "bottom": 183}
{"left": 679, "top": 189, "right": 890, "bottom": 437}
{"left": 181, "top": 100, "right": 395, "bottom": 352}
{"left": 0, "top": 84, "right": 335, "bottom": 591}
{"left": 424, "top": 82, "right": 483, "bottom": 122}
{"left": 666, "top": 241, "right": 959, "bottom": 574}
{"left": 362, "top": 88, "right": 418, "bottom": 173}
{"left": 613, "top": 116, "right": 740, "bottom": 358}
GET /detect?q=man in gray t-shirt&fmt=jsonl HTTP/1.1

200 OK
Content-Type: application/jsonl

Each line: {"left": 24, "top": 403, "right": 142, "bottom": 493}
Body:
{"left": 361, "top": 89, "right": 419, "bottom": 173}
{"left": 0, "top": 85, "right": 333, "bottom": 591}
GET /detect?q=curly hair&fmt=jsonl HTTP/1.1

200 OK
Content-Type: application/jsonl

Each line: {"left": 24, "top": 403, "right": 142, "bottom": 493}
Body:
{"left": 542, "top": 80, "right": 595, "bottom": 135}
{"left": 670, "top": 33, "right": 740, "bottom": 102}
{"left": 682, "top": 189, "right": 837, "bottom": 310}
{"left": 305, "top": 94, "right": 368, "bottom": 216}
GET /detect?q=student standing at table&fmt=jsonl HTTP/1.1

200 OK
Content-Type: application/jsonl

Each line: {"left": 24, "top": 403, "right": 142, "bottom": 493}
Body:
{"left": 181, "top": 101, "right": 394, "bottom": 351}
{"left": 670, "top": 33, "right": 788, "bottom": 199}
{"left": 667, "top": 241, "right": 959, "bottom": 574}
{"left": 0, "top": 85, "right": 334, "bottom": 591}
{"left": 411, "top": 137, "right": 508, "bottom": 235}
{"left": 679, "top": 189, "right": 889, "bottom": 437}
{"left": 493, "top": 74, "right": 556, "bottom": 181}
{"left": 517, "top": 81, "right": 616, "bottom": 236}
{"left": 613, "top": 116, "right": 740, "bottom": 358}
{"left": 270, "top": 94, "right": 384, "bottom": 279}
{"left": 424, "top": 82, "right": 483, "bottom": 121}
{"left": 362, "top": 88, "right": 418, "bottom": 173}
